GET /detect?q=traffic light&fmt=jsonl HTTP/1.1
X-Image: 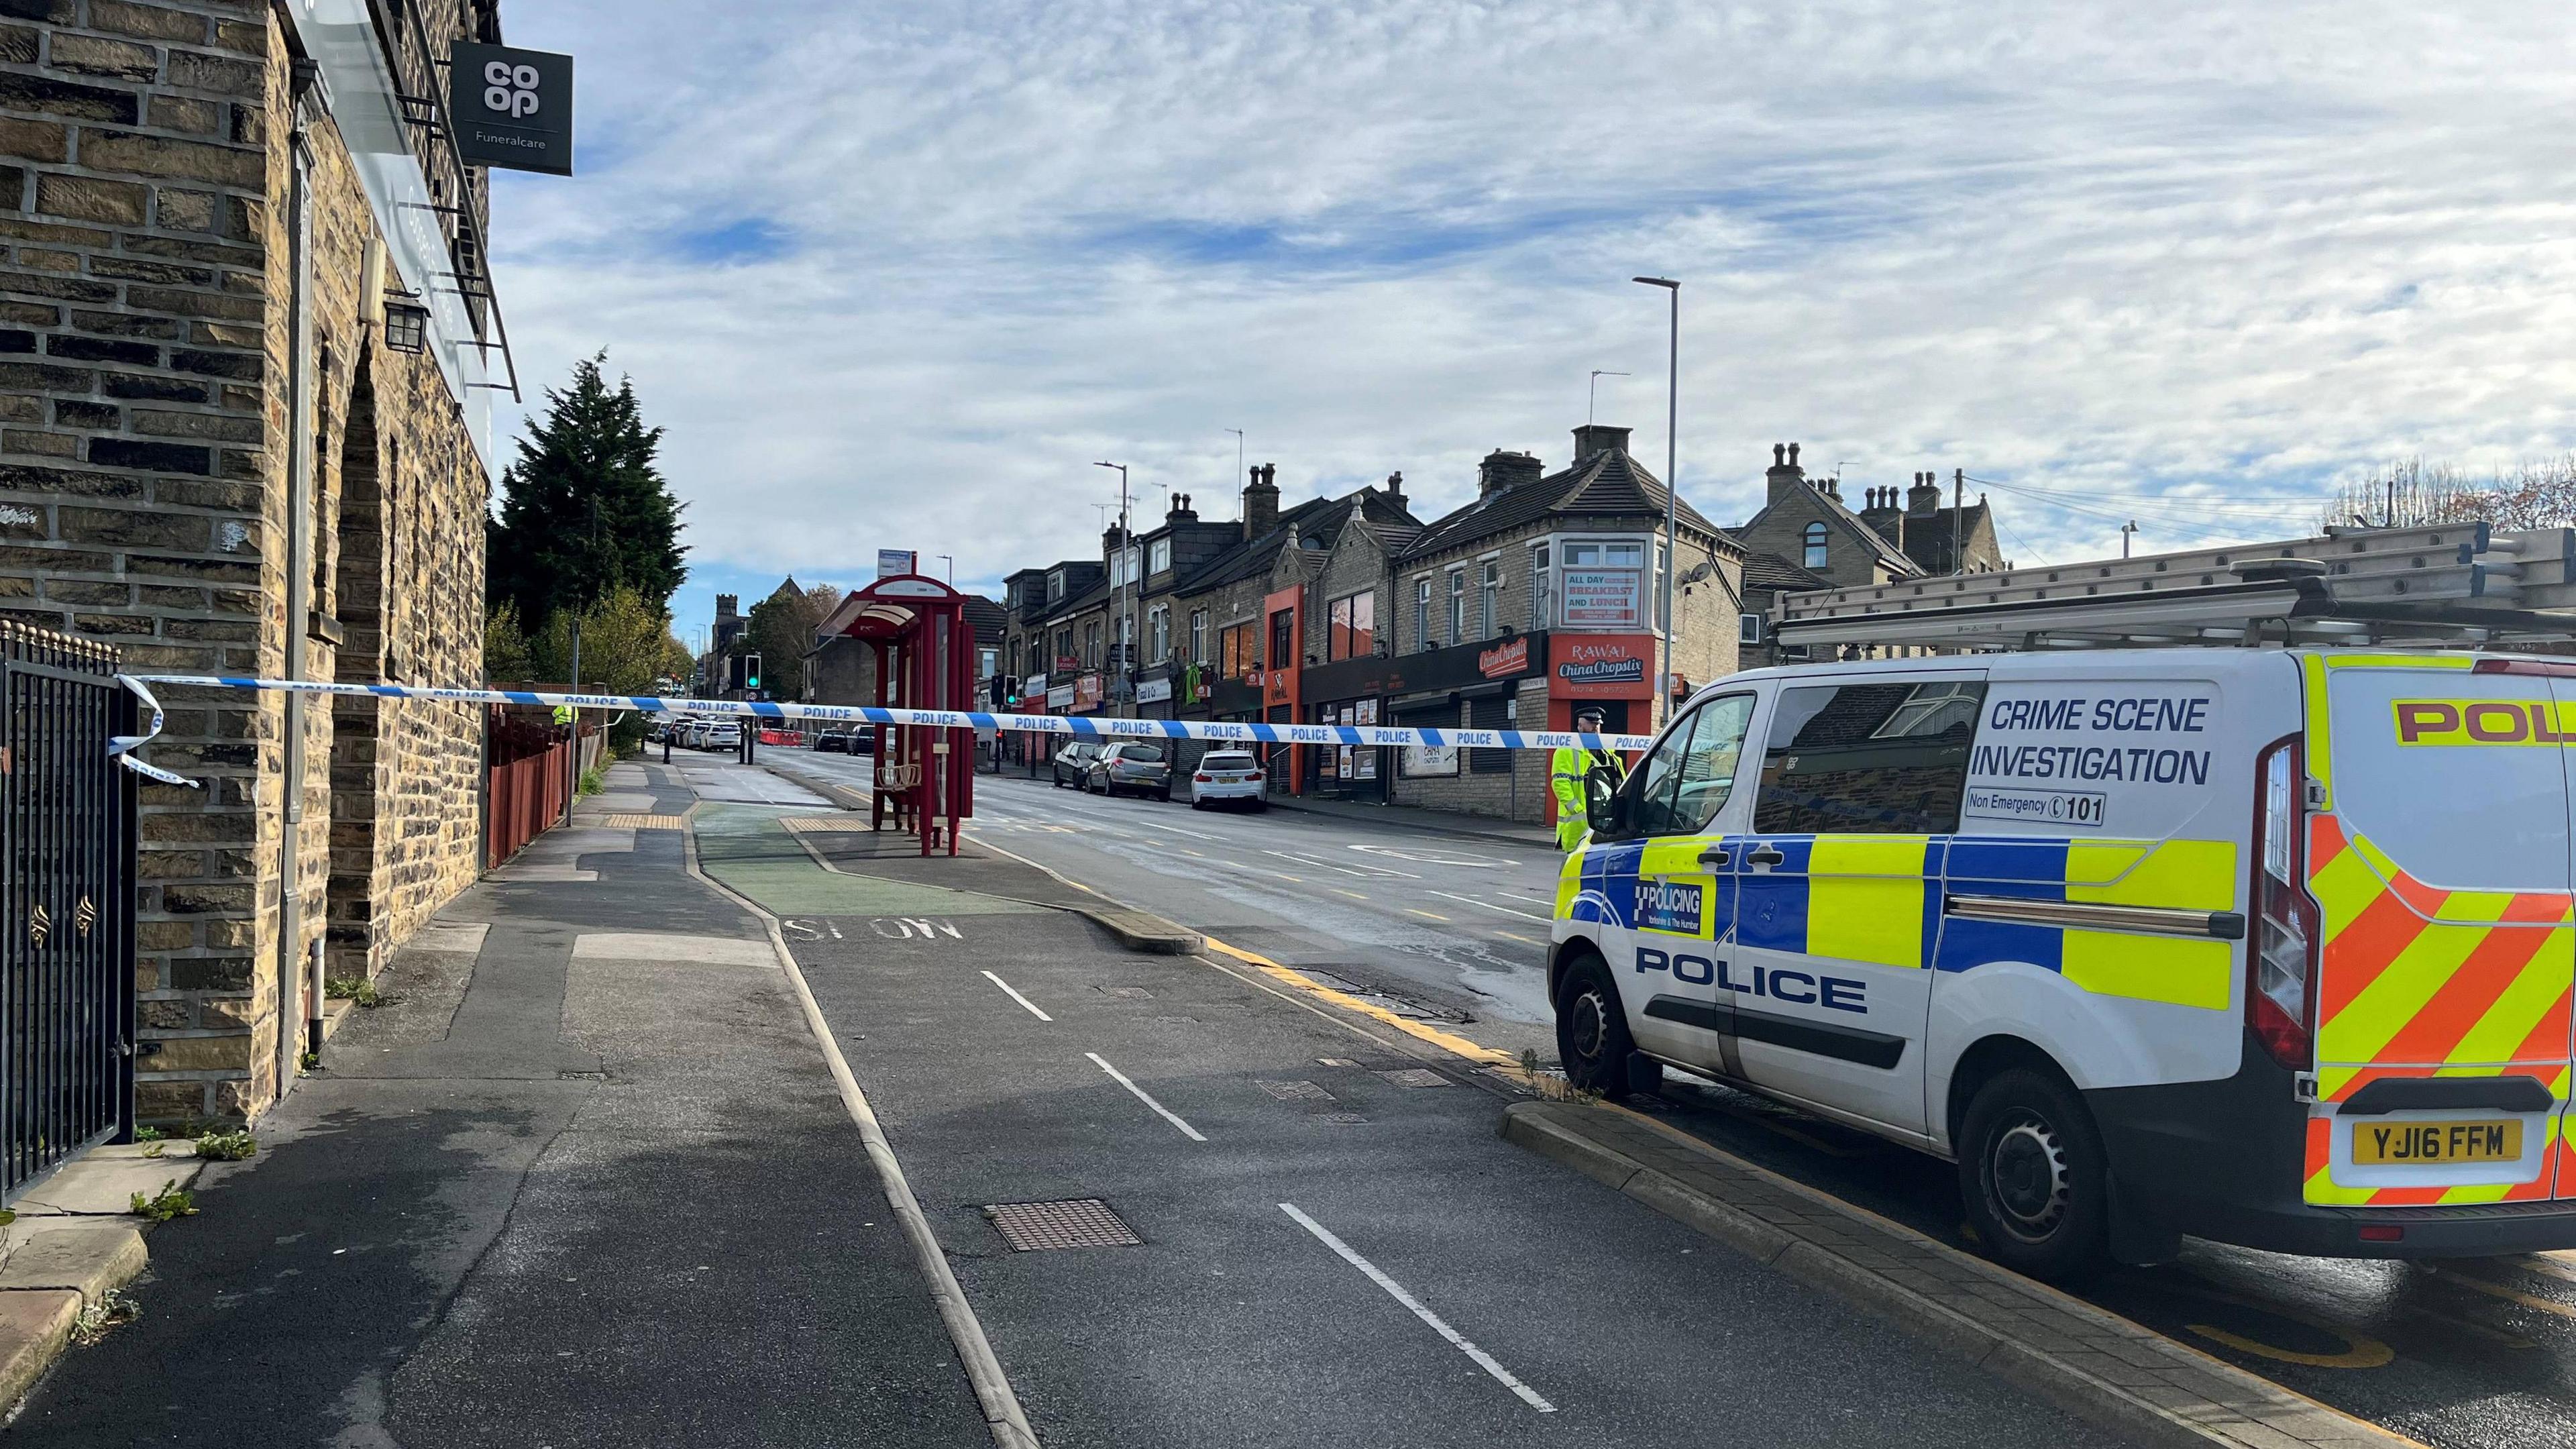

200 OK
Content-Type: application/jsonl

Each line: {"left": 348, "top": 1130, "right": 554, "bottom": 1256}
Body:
{"left": 743, "top": 652, "right": 762, "bottom": 690}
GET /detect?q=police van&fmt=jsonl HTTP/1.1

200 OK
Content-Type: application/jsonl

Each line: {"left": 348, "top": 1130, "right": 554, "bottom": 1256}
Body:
{"left": 1549, "top": 524, "right": 2576, "bottom": 1280}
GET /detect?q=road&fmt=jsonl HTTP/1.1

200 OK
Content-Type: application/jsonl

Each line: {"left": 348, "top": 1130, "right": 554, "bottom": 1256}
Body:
{"left": 769, "top": 751, "right": 1568, "bottom": 1063}
{"left": 764, "top": 743, "right": 2576, "bottom": 1449}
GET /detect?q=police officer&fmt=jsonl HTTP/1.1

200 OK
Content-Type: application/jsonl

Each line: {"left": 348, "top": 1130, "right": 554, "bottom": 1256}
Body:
{"left": 1550, "top": 706, "right": 1626, "bottom": 851}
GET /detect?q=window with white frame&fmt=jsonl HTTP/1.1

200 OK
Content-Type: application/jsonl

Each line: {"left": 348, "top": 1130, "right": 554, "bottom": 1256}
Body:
{"left": 1479, "top": 559, "right": 1501, "bottom": 638}
{"left": 1446, "top": 568, "right": 1467, "bottom": 643}
{"left": 1047, "top": 570, "right": 1065, "bottom": 602}
{"left": 1803, "top": 522, "right": 1828, "bottom": 569}
{"left": 1190, "top": 608, "right": 1208, "bottom": 663}
{"left": 1530, "top": 542, "right": 1552, "bottom": 629}
{"left": 1148, "top": 604, "right": 1170, "bottom": 661}
{"left": 1414, "top": 576, "right": 1433, "bottom": 649}
{"left": 1149, "top": 538, "right": 1171, "bottom": 576}
{"left": 1655, "top": 539, "right": 1670, "bottom": 631}
{"left": 1739, "top": 612, "right": 1764, "bottom": 644}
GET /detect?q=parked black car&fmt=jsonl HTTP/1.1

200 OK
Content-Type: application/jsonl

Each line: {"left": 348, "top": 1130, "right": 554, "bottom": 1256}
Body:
{"left": 1051, "top": 741, "right": 1102, "bottom": 788}
{"left": 814, "top": 729, "right": 853, "bottom": 753}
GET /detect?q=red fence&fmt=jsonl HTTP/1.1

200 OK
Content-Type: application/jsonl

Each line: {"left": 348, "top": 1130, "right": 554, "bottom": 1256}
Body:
{"left": 486, "top": 741, "right": 570, "bottom": 868}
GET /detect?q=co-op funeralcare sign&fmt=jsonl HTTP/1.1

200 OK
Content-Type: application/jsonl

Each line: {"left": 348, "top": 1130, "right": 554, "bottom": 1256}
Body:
{"left": 449, "top": 43, "right": 575, "bottom": 176}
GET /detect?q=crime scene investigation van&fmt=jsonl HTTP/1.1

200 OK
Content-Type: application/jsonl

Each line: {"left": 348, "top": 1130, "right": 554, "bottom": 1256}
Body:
{"left": 1549, "top": 523, "right": 2576, "bottom": 1281}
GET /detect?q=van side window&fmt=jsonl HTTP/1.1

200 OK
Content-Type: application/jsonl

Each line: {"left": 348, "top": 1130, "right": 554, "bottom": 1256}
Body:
{"left": 1628, "top": 694, "right": 1754, "bottom": 837}
{"left": 1753, "top": 680, "right": 1986, "bottom": 835}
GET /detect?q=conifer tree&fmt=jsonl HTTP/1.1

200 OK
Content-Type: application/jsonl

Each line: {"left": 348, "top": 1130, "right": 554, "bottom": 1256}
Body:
{"left": 486, "top": 352, "right": 687, "bottom": 631}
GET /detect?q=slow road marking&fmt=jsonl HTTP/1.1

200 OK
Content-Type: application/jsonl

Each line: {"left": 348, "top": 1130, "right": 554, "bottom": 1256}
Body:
{"left": 1087, "top": 1052, "right": 1207, "bottom": 1141}
{"left": 1278, "top": 1202, "right": 1554, "bottom": 1412}
{"left": 981, "top": 970, "right": 1053, "bottom": 1021}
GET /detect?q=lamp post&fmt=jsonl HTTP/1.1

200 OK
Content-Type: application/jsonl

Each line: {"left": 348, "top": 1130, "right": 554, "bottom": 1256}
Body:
{"left": 1224, "top": 428, "right": 1244, "bottom": 492}
{"left": 1632, "top": 276, "right": 1679, "bottom": 718}
{"left": 1094, "top": 460, "right": 1132, "bottom": 703}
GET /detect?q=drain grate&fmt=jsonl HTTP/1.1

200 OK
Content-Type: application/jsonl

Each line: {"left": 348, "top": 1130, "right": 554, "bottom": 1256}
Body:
{"left": 985, "top": 1198, "right": 1142, "bottom": 1251}
{"left": 1258, "top": 1079, "right": 1335, "bottom": 1103}
{"left": 1377, "top": 1068, "right": 1451, "bottom": 1088}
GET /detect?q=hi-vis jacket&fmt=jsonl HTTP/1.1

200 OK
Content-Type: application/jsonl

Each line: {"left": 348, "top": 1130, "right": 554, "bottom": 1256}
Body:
{"left": 1550, "top": 745, "right": 1624, "bottom": 851}
{"left": 1547, "top": 647, "right": 2576, "bottom": 1260}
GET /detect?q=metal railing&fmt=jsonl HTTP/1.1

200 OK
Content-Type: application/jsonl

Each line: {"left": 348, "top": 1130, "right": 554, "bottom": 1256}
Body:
{"left": 0, "top": 623, "right": 135, "bottom": 1200}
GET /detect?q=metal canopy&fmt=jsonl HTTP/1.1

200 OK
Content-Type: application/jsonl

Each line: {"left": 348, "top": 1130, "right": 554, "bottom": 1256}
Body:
{"left": 1772, "top": 523, "right": 2576, "bottom": 651}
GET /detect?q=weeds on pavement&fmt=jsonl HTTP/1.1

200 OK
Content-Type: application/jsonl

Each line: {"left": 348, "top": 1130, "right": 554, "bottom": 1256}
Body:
{"left": 193, "top": 1130, "right": 256, "bottom": 1162}
{"left": 129, "top": 1182, "right": 195, "bottom": 1222}
{"left": 71, "top": 1289, "right": 140, "bottom": 1346}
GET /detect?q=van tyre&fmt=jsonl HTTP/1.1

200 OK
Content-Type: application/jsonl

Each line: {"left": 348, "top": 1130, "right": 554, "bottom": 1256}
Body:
{"left": 1554, "top": 957, "right": 1639, "bottom": 1101}
{"left": 1957, "top": 1067, "right": 2112, "bottom": 1283}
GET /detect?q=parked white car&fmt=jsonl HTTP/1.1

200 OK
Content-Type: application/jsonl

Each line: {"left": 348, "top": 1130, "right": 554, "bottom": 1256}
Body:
{"left": 702, "top": 721, "right": 742, "bottom": 750}
{"left": 1188, "top": 749, "right": 1267, "bottom": 809}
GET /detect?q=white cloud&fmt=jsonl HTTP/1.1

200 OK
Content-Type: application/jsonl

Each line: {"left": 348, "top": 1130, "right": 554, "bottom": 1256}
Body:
{"left": 484, "top": 0, "right": 2576, "bottom": 617}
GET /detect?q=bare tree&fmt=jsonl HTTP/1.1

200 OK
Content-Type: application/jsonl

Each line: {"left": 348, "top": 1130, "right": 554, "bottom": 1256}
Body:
{"left": 2323, "top": 457, "right": 2576, "bottom": 531}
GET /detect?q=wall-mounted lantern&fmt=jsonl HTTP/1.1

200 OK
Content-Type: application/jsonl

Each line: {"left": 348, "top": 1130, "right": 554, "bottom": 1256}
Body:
{"left": 383, "top": 297, "right": 431, "bottom": 355}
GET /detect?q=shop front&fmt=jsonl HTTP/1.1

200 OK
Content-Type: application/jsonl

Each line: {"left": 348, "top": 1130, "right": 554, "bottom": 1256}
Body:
{"left": 1546, "top": 632, "right": 1655, "bottom": 736}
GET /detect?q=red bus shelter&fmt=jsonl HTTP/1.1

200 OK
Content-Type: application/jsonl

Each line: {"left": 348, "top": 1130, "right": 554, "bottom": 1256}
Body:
{"left": 816, "top": 575, "right": 977, "bottom": 855}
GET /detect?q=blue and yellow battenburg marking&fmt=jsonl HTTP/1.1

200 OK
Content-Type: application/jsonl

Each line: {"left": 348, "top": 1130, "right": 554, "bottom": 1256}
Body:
{"left": 1561, "top": 833, "right": 2239, "bottom": 1010}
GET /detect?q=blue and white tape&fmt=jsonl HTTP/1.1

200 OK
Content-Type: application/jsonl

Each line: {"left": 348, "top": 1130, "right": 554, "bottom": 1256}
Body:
{"left": 117, "top": 674, "right": 1654, "bottom": 786}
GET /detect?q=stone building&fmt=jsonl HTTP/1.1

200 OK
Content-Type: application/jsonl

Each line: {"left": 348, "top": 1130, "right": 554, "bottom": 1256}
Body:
{"left": 1731, "top": 443, "right": 2010, "bottom": 667}
{"left": 1383, "top": 425, "right": 1744, "bottom": 824}
{"left": 0, "top": 0, "right": 508, "bottom": 1120}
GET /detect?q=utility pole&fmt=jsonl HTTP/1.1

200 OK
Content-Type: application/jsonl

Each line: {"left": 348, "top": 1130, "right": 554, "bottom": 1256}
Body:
{"left": 1631, "top": 276, "right": 1679, "bottom": 718}
{"left": 1952, "top": 468, "right": 1965, "bottom": 576}
{"left": 566, "top": 495, "right": 598, "bottom": 825}
{"left": 2121, "top": 520, "right": 2140, "bottom": 557}
{"left": 936, "top": 553, "right": 954, "bottom": 582}
{"left": 1225, "top": 429, "right": 1243, "bottom": 498}
{"left": 1095, "top": 461, "right": 1132, "bottom": 703}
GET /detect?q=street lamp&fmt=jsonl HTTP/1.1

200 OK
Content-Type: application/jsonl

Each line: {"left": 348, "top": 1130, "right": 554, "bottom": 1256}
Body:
{"left": 1224, "top": 428, "right": 1244, "bottom": 492}
{"left": 1632, "top": 276, "right": 1679, "bottom": 716}
{"left": 1094, "top": 460, "right": 1132, "bottom": 701}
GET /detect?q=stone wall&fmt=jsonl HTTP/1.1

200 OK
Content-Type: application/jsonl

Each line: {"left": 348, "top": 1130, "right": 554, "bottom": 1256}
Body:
{"left": 0, "top": 0, "right": 488, "bottom": 1121}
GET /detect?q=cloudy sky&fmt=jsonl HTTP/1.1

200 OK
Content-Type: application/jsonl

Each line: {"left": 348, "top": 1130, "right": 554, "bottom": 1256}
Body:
{"left": 483, "top": 1, "right": 2576, "bottom": 641}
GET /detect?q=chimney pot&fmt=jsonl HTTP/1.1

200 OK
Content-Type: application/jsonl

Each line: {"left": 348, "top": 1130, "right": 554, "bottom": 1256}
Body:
{"left": 1243, "top": 463, "right": 1281, "bottom": 541}
{"left": 1774, "top": 443, "right": 1786, "bottom": 467}
{"left": 1788, "top": 442, "right": 1801, "bottom": 466}
{"left": 1478, "top": 449, "right": 1544, "bottom": 498}
{"left": 1765, "top": 440, "right": 1807, "bottom": 505}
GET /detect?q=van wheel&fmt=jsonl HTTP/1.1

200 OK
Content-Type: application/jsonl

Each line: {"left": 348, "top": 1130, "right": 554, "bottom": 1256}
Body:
{"left": 1957, "top": 1067, "right": 2112, "bottom": 1283}
{"left": 1554, "top": 956, "right": 1637, "bottom": 1102}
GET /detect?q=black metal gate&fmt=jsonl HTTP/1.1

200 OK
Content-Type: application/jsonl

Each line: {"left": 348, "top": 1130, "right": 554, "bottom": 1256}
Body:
{"left": 0, "top": 623, "right": 136, "bottom": 1202}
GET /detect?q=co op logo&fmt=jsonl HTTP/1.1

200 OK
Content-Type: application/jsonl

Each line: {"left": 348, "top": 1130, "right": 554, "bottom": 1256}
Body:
{"left": 483, "top": 60, "right": 544, "bottom": 119}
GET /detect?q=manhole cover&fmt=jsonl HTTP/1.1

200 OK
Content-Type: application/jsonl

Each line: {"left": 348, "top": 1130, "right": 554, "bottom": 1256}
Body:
{"left": 1257, "top": 1080, "right": 1334, "bottom": 1103}
{"left": 1376, "top": 1069, "right": 1450, "bottom": 1088}
{"left": 984, "top": 1199, "right": 1141, "bottom": 1251}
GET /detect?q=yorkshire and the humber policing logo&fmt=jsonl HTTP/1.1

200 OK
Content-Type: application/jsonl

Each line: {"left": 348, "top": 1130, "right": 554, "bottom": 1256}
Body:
{"left": 2393, "top": 698, "right": 2576, "bottom": 747}
{"left": 1633, "top": 879, "right": 1704, "bottom": 934}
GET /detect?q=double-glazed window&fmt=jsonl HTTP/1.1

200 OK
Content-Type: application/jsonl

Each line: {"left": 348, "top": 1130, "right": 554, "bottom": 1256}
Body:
{"left": 1147, "top": 604, "right": 1169, "bottom": 662}
{"left": 1803, "top": 523, "right": 1828, "bottom": 570}
{"left": 1269, "top": 608, "right": 1295, "bottom": 669}
{"left": 1531, "top": 543, "right": 1552, "bottom": 629}
{"left": 1328, "top": 592, "right": 1376, "bottom": 660}
{"left": 1414, "top": 577, "right": 1433, "bottom": 648}
{"left": 1221, "top": 622, "right": 1258, "bottom": 678}
{"left": 1629, "top": 694, "right": 1756, "bottom": 837}
{"left": 1480, "top": 559, "right": 1501, "bottom": 638}
{"left": 1446, "top": 569, "right": 1467, "bottom": 643}
{"left": 1190, "top": 609, "right": 1208, "bottom": 664}
{"left": 1149, "top": 539, "right": 1172, "bottom": 576}
{"left": 1753, "top": 680, "right": 1986, "bottom": 835}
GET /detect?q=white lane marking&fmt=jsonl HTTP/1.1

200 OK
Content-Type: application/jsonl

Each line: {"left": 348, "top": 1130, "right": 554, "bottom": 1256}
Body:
{"left": 1277, "top": 1202, "right": 1554, "bottom": 1412}
{"left": 1427, "top": 890, "right": 1552, "bottom": 923}
{"left": 1350, "top": 844, "right": 1512, "bottom": 868}
{"left": 981, "top": 970, "right": 1053, "bottom": 1021}
{"left": 1087, "top": 1052, "right": 1208, "bottom": 1141}
{"left": 1264, "top": 849, "right": 1415, "bottom": 879}
{"left": 1114, "top": 814, "right": 1222, "bottom": 840}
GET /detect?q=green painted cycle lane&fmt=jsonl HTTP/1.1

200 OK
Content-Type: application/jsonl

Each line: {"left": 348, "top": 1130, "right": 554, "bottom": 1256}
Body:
{"left": 690, "top": 805, "right": 1047, "bottom": 920}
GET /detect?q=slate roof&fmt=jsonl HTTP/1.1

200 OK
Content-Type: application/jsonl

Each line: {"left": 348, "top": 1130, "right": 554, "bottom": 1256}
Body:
{"left": 1399, "top": 445, "right": 1727, "bottom": 563}
{"left": 1742, "top": 483, "right": 1917, "bottom": 578}
{"left": 1884, "top": 502, "right": 1994, "bottom": 576}
{"left": 1169, "top": 486, "right": 1421, "bottom": 599}
{"left": 961, "top": 594, "right": 1008, "bottom": 643}
{"left": 1740, "top": 551, "right": 1831, "bottom": 594}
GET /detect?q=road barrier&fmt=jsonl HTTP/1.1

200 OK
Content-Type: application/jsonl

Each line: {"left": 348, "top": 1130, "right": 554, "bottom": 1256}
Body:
{"left": 118, "top": 675, "right": 1655, "bottom": 786}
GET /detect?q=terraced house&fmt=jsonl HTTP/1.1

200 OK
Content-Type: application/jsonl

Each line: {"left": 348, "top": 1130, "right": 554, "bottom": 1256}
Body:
{"left": 0, "top": 0, "right": 510, "bottom": 1120}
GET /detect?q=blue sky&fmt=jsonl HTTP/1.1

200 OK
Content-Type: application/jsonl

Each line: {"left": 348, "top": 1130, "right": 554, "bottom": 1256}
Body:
{"left": 484, "top": 1, "right": 2576, "bottom": 644}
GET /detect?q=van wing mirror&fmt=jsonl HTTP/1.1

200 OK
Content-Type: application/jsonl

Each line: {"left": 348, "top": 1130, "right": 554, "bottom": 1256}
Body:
{"left": 1585, "top": 773, "right": 1624, "bottom": 837}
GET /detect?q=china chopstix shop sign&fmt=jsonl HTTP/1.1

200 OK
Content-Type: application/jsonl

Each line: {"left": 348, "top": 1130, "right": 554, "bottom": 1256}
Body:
{"left": 2393, "top": 698, "right": 2576, "bottom": 747}
{"left": 1550, "top": 634, "right": 1652, "bottom": 698}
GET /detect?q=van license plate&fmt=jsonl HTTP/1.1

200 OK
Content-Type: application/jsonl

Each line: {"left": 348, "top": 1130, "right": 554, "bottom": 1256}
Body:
{"left": 2353, "top": 1120, "right": 2524, "bottom": 1165}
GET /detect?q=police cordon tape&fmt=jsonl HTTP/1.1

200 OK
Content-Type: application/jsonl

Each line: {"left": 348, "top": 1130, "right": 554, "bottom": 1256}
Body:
{"left": 112, "top": 674, "right": 1656, "bottom": 789}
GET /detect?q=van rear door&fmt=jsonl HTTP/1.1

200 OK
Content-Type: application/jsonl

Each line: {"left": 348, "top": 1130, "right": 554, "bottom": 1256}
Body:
{"left": 2307, "top": 655, "right": 2575, "bottom": 1206}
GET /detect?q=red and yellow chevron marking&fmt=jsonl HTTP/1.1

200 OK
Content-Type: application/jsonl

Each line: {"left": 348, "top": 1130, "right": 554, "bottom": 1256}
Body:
{"left": 2303, "top": 814, "right": 2575, "bottom": 1205}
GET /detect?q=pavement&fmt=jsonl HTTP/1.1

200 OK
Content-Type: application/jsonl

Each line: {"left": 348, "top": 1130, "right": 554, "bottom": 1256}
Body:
{"left": 695, "top": 757, "right": 2093, "bottom": 1446}
{"left": 6, "top": 761, "right": 990, "bottom": 1448}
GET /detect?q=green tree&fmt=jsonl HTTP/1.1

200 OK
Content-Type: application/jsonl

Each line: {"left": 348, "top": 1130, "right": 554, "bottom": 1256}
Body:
{"left": 487, "top": 352, "right": 687, "bottom": 634}
{"left": 740, "top": 580, "right": 842, "bottom": 700}
{"left": 483, "top": 601, "right": 535, "bottom": 683}
{"left": 529, "top": 586, "right": 674, "bottom": 751}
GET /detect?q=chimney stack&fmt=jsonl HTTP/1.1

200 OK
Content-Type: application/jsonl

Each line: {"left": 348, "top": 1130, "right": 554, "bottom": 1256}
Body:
{"left": 1907, "top": 470, "right": 1943, "bottom": 515}
{"left": 1477, "top": 449, "right": 1543, "bottom": 498}
{"left": 1242, "top": 462, "right": 1280, "bottom": 541}
{"left": 1570, "top": 423, "right": 1631, "bottom": 461}
{"left": 1167, "top": 492, "right": 1196, "bottom": 523}
{"left": 1382, "top": 470, "right": 1405, "bottom": 508}
{"left": 1764, "top": 441, "right": 1807, "bottom": 505}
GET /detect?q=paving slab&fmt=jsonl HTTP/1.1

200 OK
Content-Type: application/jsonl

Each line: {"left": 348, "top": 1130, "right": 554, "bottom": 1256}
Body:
{"left": 569, "top": 932, "right": 781, "bottom": 967}
{"left": 0, "top": 1228, "right": 146, "bottom": 1304}
{"left": 12, "top": 1155, "right": 205, "bottom": 1218}
{"left": 0, "top": 1291, "right": 79, "bottom": 1409}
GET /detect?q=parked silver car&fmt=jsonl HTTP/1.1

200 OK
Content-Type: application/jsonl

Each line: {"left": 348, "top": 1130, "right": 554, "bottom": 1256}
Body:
{"left": 1085, "top": 742, "right": 1173, "bottom": 800}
